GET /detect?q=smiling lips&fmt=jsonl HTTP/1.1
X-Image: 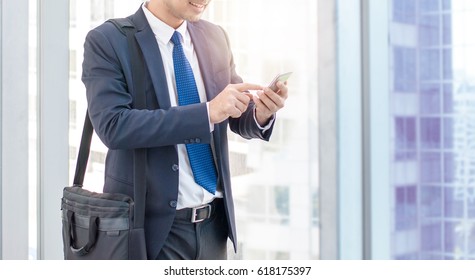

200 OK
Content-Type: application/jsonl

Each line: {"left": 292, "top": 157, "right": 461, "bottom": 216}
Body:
{"left": 189, "top": 1, "right": 206, "bottom": 9}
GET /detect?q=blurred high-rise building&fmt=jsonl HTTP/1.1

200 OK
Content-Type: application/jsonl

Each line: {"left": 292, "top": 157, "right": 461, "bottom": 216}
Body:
{"left": 390, "top": 0, "right": 475, "bottom": 259}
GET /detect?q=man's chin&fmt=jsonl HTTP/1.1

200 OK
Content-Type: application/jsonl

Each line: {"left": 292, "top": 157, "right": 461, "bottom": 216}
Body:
{"left": 184, "top": 14, "right": 204, "bottom": 22}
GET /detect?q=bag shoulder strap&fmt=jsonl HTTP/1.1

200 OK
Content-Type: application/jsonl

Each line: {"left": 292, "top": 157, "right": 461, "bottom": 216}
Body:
{"left": 73, "top": 17, "right": 147, "bottom": 229}
{"left": 72, "top": 113, "right": 93, "bottom": 187}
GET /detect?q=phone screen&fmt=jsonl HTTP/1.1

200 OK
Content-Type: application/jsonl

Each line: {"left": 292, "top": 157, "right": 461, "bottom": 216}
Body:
{"left": 268, "top": 72, "right": 292, "bottom": 92}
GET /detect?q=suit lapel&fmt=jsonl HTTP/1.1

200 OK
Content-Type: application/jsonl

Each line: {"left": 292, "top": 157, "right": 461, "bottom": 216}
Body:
{"left": 188, "top": 22, "right": 226, "bottom": 170}
{"left": 187, "top": 22, "right": 218, "bottom": 101}
{"left": 131, "top": 8, "right": 171, "bottom": 109}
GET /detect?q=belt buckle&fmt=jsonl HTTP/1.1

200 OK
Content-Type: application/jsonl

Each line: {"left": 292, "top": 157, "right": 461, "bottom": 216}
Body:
{"left": 191, "top": 204, "right": 212, "bottom": 223}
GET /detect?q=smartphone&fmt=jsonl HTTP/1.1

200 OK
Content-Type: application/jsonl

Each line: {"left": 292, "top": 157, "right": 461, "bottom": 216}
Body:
{"left": 268, "top": 72, "right": 292, "bottom": 92}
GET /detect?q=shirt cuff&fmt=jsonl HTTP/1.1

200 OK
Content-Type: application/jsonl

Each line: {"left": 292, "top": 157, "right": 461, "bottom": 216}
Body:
{"left": 206, "top": 102, "right": 214, "bottom": 132}
{"left": 253, "top": 107, "right": 275, "bottom": 133}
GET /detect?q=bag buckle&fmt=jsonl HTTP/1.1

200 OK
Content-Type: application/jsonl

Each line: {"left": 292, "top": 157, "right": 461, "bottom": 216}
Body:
{"left": 191, "top": 204, "right": 212, "bottom": 223}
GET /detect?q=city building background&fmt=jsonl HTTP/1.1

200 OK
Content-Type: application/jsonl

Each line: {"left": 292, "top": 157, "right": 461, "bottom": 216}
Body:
{"left": 390, "top": 0, "right": 475, "bottom": 259}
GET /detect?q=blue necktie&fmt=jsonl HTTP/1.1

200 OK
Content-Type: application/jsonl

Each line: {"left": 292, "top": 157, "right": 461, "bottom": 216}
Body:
{"left": 171, "top": 31, "right": 217, "bottom": 194}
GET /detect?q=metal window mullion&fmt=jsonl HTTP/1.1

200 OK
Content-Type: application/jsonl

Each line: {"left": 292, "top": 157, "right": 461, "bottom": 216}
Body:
{"left": 362, "top": 0, "right": 391, "bottom": 259}
{"left": 37, "top": 0, "right": 69, "bottom": 260}
{"left": 318, "top": 0, "right": 339, "bottom": 260}
{"left": 338, "top": 0, "right": 364, "bottom": 260}
{"left": 361, "top": 0, "right": 371, "bottom": 260}
{"left": 0, "top": 0, "right": 3, "bottom": 258}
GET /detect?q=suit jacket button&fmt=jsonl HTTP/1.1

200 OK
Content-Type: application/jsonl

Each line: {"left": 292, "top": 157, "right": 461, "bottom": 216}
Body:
{"left": 172, "top": 164, "right": 179, "bottom": 172}
{"left": 184, "top": 139, "right": 190, "bottom": 144}
{"left": 169, "top": 200, "right": 177, "bottom": 208}
{"left": 195, "top": 138, "right": 201, "bottom": 143}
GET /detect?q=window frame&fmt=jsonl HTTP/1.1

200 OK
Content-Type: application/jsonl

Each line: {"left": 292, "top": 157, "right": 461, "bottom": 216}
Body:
{"left": 0, "top": 0, "right": 30, "bottom": 259}
{"left": 36, "top": 0, "right": 69, "bottom": 259}
{"left": 362, "top": 0, "right": 391, "bottom": 259}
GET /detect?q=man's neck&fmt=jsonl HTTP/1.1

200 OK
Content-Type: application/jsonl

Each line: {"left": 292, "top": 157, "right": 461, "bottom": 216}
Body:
{"left": 146, "top": 0, "right": 184, "bottom": 29}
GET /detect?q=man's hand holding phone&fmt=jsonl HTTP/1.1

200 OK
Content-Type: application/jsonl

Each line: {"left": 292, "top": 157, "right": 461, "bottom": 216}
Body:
{"left": 252, "top": 72, "right": 291, "bottom": 126}
{"left": 209, "top": 73, "right": 290, "bottom": 126}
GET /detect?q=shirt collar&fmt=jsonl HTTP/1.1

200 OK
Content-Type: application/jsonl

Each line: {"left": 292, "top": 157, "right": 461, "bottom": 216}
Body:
{"left": 142, "top": 2, "right": 188, "bottom": 45}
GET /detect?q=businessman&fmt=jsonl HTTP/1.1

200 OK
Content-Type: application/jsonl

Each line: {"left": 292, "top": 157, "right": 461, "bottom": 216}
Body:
{"left": 82, "top": 0, "right": 288, "bottom": 260}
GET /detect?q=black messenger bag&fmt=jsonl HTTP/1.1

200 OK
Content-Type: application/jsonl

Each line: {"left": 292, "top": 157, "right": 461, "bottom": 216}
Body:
{"left": 61, "top": 17, "right": 148, "bottom": 260}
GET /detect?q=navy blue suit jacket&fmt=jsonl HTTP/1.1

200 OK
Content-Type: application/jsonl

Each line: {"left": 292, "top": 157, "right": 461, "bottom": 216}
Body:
{"left": 82, "top": 7, "right": 274, "bottom": 259}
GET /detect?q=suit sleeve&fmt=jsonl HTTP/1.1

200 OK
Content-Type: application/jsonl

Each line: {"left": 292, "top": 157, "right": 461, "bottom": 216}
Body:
{"left": 82, "top": 27, "right": 212, "bottom": 149}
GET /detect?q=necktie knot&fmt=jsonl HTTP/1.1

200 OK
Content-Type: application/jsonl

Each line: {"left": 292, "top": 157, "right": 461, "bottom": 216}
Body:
{"left": 171, "top": 31, "right": 182, "bottom": 46}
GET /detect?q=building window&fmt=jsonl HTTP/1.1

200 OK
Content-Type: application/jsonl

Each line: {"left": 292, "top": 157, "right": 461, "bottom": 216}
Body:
{"left": 395, "top": 185, "right": 417, "bottom": 231}
{"left": 393, "top": 47, "right": 417, "bottom": 92}
{"left": 392, "top": 0, "right": 416, "bottom": 24}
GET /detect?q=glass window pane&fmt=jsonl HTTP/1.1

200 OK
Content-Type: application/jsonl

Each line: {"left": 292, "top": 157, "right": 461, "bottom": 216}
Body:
{"left": 393, "top": 47, "right": 417, "bottom": 92}
{"left": 419, "top": 49, "right": 440, "bottom": 81}
{"left": 395, "top": 117, "right": 417, "bottom": 161}
{"left": 443, "top": 48, "right": 453, "bottom": 80}
{"left": 420, "top": 152, "right": 441, "bottom": 183}
{"left": 395, "top": 186, "right": 418, "bottom": 230}
{"left": 406, "top": 117, "right": 417, "bottom": 149}
{"left": 419, "top": 15, "right": 440, "bottom": 46}
{"left": 420, "top": 0, "right": 440, "bottom": 13}
{"left": 421, "top": 186, "right": 442, "bottom": 218}
{"left": 444, "top": 152, "right": 455, "bottom": 183}
{"left": 393, "top": 0, "right": 416, "bottom": 24}
{"left": 389, "top": 0, "right": 475, "bottom": 259}
{"left": 467, "top": 188, "right": 475, "bottom": 218}
{"left": 420, "top": 117, "right": 441, "bottom": 149}
{"left": 420, "top": 83, "right": 440, "bottom": 114}
{"left": 444, "top": 221, "right": 465, "bottom": 258}
{"left": 443, "top": 15, "right": 452, "bottom": 45}
{"left": 70, "top": 0, "right": 318, "bottom": 260}
{"left": 443, "top": 0, "right": 451, "bottom": 11}
{"left": 443, "top": 84, "right": 454, "bottom": 113}
{"left": 421, "top": 222, "right": 442, "bottom": 252}
{"left": 205, "top": 0, "right": 318, "bottom": 260}
{"left": 395, "top": 118, "right": 405, "bottom": 149}
{"left": 444, "top": 187, "right": 464, "bottom": 218}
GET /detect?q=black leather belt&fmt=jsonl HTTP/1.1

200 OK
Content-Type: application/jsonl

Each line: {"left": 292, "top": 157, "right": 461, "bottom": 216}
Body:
{"left": 175, "top": 199, "right": 221, "bottom": 223}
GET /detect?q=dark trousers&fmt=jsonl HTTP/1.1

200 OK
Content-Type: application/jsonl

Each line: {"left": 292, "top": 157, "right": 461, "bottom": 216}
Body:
{"left": 156, "top": 198, "right": 229, "bottom": 260}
